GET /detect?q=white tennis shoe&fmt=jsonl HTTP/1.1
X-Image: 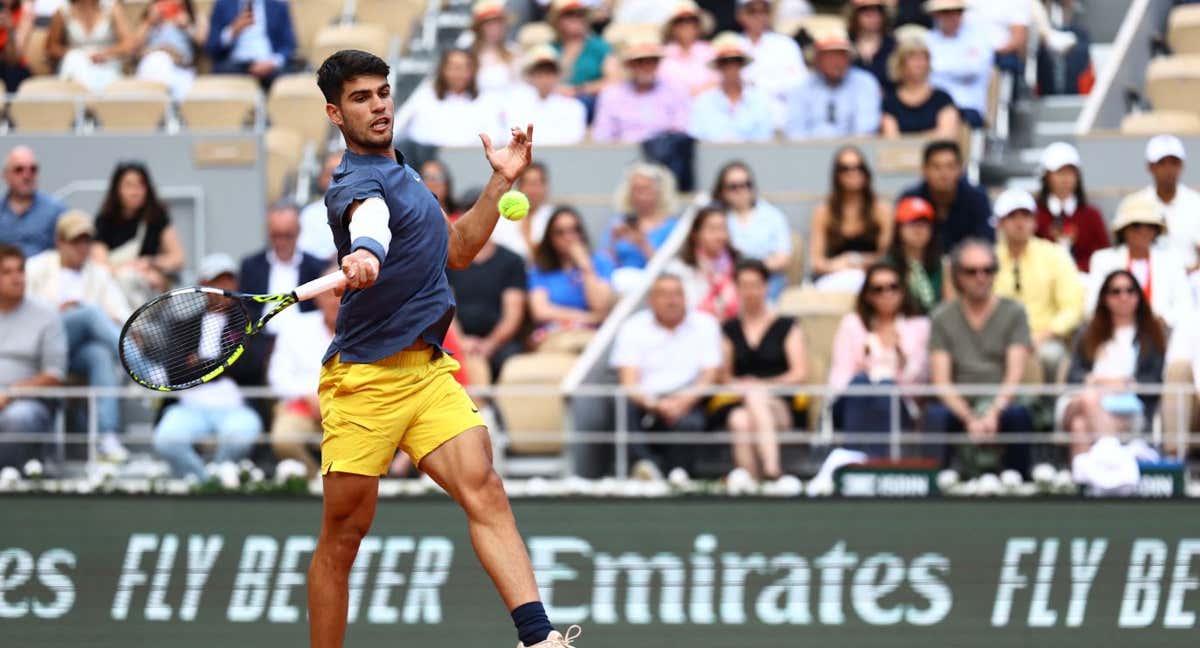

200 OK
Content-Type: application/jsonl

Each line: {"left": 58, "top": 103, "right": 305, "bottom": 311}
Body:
{"left": 516, "top": 626, "right": 582, "bottom": 647}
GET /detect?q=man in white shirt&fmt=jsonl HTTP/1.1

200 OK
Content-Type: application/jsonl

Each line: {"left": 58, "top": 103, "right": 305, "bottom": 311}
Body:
{"left": 966, "top": 0, "right": 1030, "bottom": 71}
{"left": 298, "top": 150, "right": 342, "bottom": 261}
{"left": 736, "top": 0, "right": 807, "bottom": 129}
{"left": 1131, "top": 135, "right": 1200, "bottom": 277}
{"left": 503, "top": 45, "right": 587, "bottom": 146}
{"left": 610, "top": 274, "right": 721, "bottom": 478}
{"left": 153, "top": 255, "right": 263, "bottom": 479}
{"left": 25, "top": 211, "right": 132, "bottom": 461}
{"left": 925, "top": 0, "right": 993, "bottom": 128}
{"left": 268, "top": 272, "right": 338, "bottom": 477}
{"left": 784, "top": 27, "right": 882, "bottom": 140}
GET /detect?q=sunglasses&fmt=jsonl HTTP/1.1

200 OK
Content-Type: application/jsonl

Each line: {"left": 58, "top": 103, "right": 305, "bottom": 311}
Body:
{"left": 723, "top": 180, "right": 753, "bottom": 192}
{"left": 9, "top": 163, "right": 38, "bottom": 174}
{"left": 958, "top": 265, "right": 997, "bottom": 277}
{"left": 551, "top": 225, "right": 581, "bottom": 237}
{"left": 837, "top": 163, "right": 866, "bottom": 174}
{"left": 1105, "top": 286, "right": 1139, "bottom": 297}
{"left": 867, "top": 282, "right": 900, "bottom": 295}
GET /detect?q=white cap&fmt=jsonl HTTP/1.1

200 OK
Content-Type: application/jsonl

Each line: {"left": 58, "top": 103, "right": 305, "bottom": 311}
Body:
{"left": 197, "top": 253, "right": 238, "bottom": 283}
{"left": 1145, "top": 134, "right": 1187, "bottom": 164}
{"left": 993, "top": 188, "right": 1037, "bottom": 219}
{"left": 1039, "top": 142, "right": 1081, "bottom": 173}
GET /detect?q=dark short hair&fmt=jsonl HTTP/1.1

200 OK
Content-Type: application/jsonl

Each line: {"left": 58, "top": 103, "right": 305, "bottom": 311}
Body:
{"left": 734, "top": 258, "right": 770, "bottom": 283}
{"left": 922, "top": 140, "right": 962, "bottom": 166}
{"left": 0, "top": 243, "right": 24, "bottom": 267}
{"left": 317, "top": 50, "right": 392, "bottom": 104}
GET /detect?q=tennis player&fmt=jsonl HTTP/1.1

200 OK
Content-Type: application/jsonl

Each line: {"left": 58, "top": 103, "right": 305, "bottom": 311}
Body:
{"left": 308, "top": 50, "right": 578, "bottom": 648}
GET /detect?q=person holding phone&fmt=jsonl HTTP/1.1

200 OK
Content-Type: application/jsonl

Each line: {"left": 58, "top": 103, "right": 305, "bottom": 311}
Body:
{"left": 203, "top": 0, "right": 296, "bottom": 86}
{"left": 0, "top": 0, "right": 33, "bottom": 93}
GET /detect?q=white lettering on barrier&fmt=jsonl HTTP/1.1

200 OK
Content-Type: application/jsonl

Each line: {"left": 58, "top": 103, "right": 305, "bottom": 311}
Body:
{"left": 593, "top": 552, "right": 687, "bottom": 624}
{"left": 32, "top": 548, "right": 75, "bottom": 619}
{"left": 347, "top": 537, "right": 380, "bottom": 623}
{"left": 992, "top": 537, "right": 1036, "bottom": 626}
{"left": 0, "top": 548, "right": 34, "bottom": 618}
{"left": 852, "top": 553, "right": 906, "bottom": 625}
{"left": 1029, "top": 538, "right": 1059, "bottom": 627}
{"left": 401, "top": 537, "right": 453, "bottom": 624}
{"left": 181, "top": 535, "right": 223, "bottom": 622}
{"left": 111, "top": 534, "right": 157, "bottom": 621}
{"left": 529, "top": 536, "right": 591, "bottom": 624}
{"left": 755, "top": 553, "right": 812, "bottom": 625}
{"left": 1067, "top": 538, "right": 1106, "bottom": 627}
{"left": 906, "top": 553, "right": 952, "bottom": 625}
{"left": 1164, "top": 539, "right": 1200, "bottom": 628}
{"left": 146, "top": 533, "right": 178, "bottom": 621}
{"left": 228, "top": 535, "right": 278, "bottom": 622}
{"left": 1119, "top": 538, "right": 1167, "bottom": 628}
{"left": 690, "top": 534, "right": 717, "bottom": 625}
{"left": 268, "top": 536, "right": 315, "bottom": 623}
{"left": 367, "top": 537, "right": 414, "bottom": 624}
{"left": 0, "top": 547, "right": 76, "bottom": 620}
{"left": 815, "top": 541, "right": 858, "bottom": 625}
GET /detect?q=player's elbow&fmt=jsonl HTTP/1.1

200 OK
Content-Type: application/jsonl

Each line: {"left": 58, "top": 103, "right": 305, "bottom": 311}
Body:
{"left": 447, "top": 252, "right": 472, "bottom": 271}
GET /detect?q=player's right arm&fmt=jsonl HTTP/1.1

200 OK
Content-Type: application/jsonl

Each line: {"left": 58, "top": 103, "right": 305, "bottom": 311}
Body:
{"left": 339, "top": 198, "right": 386, "bottom": 290}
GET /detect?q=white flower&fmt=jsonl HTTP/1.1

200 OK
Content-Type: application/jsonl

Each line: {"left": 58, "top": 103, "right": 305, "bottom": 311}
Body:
{"left": 641, "top": 480, "right": 671, "bottom": 497}
{"left": 216, "top": 463, "right": 241, "bottom": 490}
{"left": 977, "top": 473, "right": 1002, "bottom": 496}
{"left": 22, "top": 459, "right": 43, "bottom": 478}
{"left": 1032, "top": 463, "right": 1056, "bottom": 486}
{"left": 725, "top": 468, "right": 756, "bottom": 496}
{"left": 274, "top": 459, "right": 308, "bottom": 484}
{"left": 248, "top": 468, "right": 265, "bottom": 484}
{"left": 526, "top": 477, "right": 550, "bottom": 496}
{"left": 238, "top": 459, "right": 255, "bottom": 472}
{"left": 763, "top": 474, "right": 803, "bottom": 497}
{"left": 667, "top": 467, "right": 691, "bottom": 488}
{"left": 1053, "top": 469, "right": 1077, "bottom": 495}
{"left": 936, "top": 469, "right": 960, "bottom": 492}
{"left": 0, "top": 466, "right": 21, "bottom": 484}
{"left": 805, "top": 478, "right": 834, "bottom": 497}
{"left": 1000, "top": 470, "right": 1023, "bottom": 491}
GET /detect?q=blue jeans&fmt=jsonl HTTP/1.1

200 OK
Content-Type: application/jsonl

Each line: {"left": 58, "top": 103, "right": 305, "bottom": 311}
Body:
{"left": 923, "top": 402, "right": 1032, "bottom": 477}
{"left": 832, "top": 374, "right": 905, "bottom": 458}
{"left": 63, "top": 306, "right": 121, "bottom": 435}
{"left": 0, "top": 399, "right": 53, "bottom": 468}
{"left": 154, "top": 404, "right": 263, "bottom": 479}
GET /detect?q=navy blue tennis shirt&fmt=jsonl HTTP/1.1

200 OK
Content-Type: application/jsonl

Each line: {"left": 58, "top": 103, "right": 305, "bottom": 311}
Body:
{"left": 323, "top": 149, "right": 455, "bottom": 364}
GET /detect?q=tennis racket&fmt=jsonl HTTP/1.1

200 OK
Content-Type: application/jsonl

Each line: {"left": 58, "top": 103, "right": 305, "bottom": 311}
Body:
{"left": 119, "top": 271, "right": 347, "bottom": 391}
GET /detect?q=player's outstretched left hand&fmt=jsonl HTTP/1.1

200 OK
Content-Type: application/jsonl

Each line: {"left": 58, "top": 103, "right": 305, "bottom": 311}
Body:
{"left": 481, "top": 124, "right": 533, "bottom": 184}
{"left": 341, "top": 248, "right": 380, "bottom": 290}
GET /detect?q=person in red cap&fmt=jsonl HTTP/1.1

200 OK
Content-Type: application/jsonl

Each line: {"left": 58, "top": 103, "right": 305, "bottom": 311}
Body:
{"left": 784, "top": 27, "right": 882, "bottom": 140}
{"left": 886, "top": 195, "right": 951, "bottom": 313}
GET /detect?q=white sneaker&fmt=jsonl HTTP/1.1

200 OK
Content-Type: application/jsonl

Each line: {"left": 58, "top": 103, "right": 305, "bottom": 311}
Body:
{"left": 98, "top": 433, "right": 130, "bottom": 463}
{"left": 631, "top": 459, "right": 662, "bottom": 482}
{"left": 517, "top": 626, "right": 582, "bottom": 647}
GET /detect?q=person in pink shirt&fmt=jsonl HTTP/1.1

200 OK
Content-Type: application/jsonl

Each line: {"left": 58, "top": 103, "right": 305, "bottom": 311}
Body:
{"left": 829, "top": 261, "right": 931, "bottom": 456}
{"left": 591, "top": 37, "right": 691, "bottom": 143}
{"left": 658, "top": 0, "right": 717, "bottom": 97}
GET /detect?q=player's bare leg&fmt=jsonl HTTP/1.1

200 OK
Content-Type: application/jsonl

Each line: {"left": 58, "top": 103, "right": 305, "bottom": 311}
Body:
{"left": 419, "top": 426, "right": 541, "bottom": 607}
{"left": 308, "top": 472, "right": 379, "bottom": 648}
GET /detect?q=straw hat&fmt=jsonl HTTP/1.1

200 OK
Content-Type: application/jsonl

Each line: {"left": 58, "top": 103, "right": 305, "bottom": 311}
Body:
{"left": 620, "top": 35, "right": 665, "bottom": 63}
{"left": 662, "top": 0, "right": 716, "bottom": 41}
{"left": 923, "top": 0, "right": 967, "bottom": 13}
{"left": 471, "top": 0, "right": 512, "bottom": 27}
{"left": 547, "top": 0, "right": 590, "bottom": 23}
{"left": 55, "top": 210, "right": 96, "bottom": 240}
{"left": 1110, "top": 195, "right": 1166, "bottom": 236}
{"left": 709, "top": 32, "right": 753, "bottom": 66}
{"left": 810, "top": 25, "right": 853, "bottom": 52}
{"left": 521, "top": 44, "right": 561, "bottom": 74}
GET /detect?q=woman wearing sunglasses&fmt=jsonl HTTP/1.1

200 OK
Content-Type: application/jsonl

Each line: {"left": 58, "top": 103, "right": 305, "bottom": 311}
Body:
{"left": 829, "top": 261, "right": 930, "bottom": 456}
{"left": 809, "top": 146, "right": 892, "bottom": 293}
{"left": 712, "top": 161, "right": 792, "bottom": 299}
{"left": 1060, "top": 270, "right": 1165, "bottom": 457}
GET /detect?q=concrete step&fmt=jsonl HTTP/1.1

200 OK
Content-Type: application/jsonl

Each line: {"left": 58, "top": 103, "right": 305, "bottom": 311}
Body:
{"left": 1032, "top": 120, "right": 1077, "bottom": 149}
{"left": 1035, "top": 94, "right": 1088, "bottom": 124}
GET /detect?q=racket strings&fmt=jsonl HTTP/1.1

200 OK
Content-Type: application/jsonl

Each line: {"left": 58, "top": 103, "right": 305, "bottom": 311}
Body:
{"left": 120, "top": 291, "right": 250, "bottom": 389}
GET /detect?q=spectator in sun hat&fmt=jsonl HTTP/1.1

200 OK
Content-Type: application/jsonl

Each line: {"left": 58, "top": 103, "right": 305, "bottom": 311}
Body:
{"left": 660, "top": 0, "right": 719, "bottom": 97}
{"left": 736, "top": 0, "right": 807, "bottom": 129}
{"left": 924, "top": 0, "right": 992, "bottom": 128}
{"left": 1126, "top": 134, "right": 1200, "bottom": 277}
{"left": 887, "top": 195, "right": 952, "bottom": 314}
{"left": 1034, "top": 141, "right": 1108, "bottom": 272}
{"left": 849, "top": 0, "right": 897, "bottom": 92}
{"left": 688, "top": 31, "right": 774, "bottom": 142}
{"left": 1087, "top": 194, "right": 1194, "bottom": 331}
{"left": 991, "top": 188, "right": 1084, "bottom": 380}
{"left": 548, "top": 0, "right": 620, "bottom": 108}
{"left": 503, "top": 45, "right": 587, "bottom": 145}
{"left": 591, "top": 36, "right": 691, "bottom": 143}
{"left": 464, "top": 0, "right": 521, "bottom": 95}
{"left": 784, "top": 26, "right": 882, "bottom": 140}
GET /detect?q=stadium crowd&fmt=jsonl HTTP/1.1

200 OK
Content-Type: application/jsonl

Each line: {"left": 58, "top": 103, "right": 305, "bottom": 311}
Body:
{"left": 2, "top": 0, "right": 1197, "bottom": 486}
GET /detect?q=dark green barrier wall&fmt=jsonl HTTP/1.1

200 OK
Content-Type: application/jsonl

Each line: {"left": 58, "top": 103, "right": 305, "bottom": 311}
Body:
{"left": 3, "top": 496, "right": 1200, "bottom": 647}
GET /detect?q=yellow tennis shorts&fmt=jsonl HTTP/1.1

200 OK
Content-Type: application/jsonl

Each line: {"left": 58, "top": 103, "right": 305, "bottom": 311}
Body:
{"left": 318, "top": 348, "right": 485, "bottom": 476}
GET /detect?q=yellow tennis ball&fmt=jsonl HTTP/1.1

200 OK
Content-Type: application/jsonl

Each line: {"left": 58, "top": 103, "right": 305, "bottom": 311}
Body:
{"left": 498, "top": 190, "right": 530, "bottom": 221}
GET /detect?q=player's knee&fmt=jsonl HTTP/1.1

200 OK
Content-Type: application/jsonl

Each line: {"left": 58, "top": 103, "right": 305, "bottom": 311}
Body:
{"left": 459, "top": 468, "right": 507, "bottom": 514}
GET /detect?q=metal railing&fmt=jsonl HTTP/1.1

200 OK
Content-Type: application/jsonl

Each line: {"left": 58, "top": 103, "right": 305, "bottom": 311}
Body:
{"left": 1, "top": 382, "right": 1197, "bottom": 478}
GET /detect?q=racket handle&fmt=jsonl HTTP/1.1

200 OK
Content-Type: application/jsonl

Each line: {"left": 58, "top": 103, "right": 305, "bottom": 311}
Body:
{"left": 294, "top": 271, "right": 347, "bottom": 301}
